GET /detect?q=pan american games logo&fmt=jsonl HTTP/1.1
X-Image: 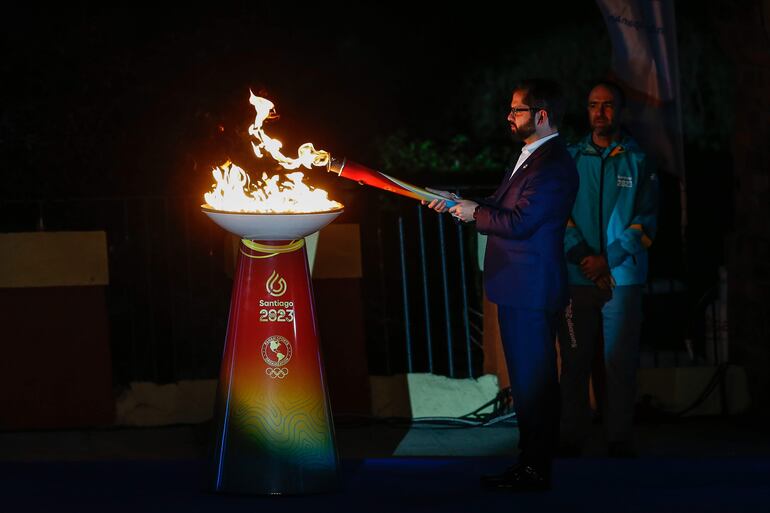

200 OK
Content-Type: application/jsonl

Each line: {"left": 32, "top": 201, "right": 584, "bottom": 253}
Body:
{"left": 262, "top": 335, "right": 292, "bottom": 379}
{"left": 266, "top": 270, "right": 287, "bottom": 297}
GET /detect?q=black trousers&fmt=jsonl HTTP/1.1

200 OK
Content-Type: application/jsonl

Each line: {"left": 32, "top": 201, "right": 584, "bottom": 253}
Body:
{"left": 557, "top": 285, "right": 643, "bottom": 446}
{"left": 497, "top": 306, "right": 560, "bottom": 474}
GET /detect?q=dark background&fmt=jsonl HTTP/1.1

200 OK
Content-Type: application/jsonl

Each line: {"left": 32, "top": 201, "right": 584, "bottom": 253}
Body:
{"left": 3, "top": 2, "right": 766, "bottom": 415}
{"left": 0, "top": 3, "right": 733, "bottom": 260}
{"left": 0, "top": 4, "right": 629, "bottom": 196}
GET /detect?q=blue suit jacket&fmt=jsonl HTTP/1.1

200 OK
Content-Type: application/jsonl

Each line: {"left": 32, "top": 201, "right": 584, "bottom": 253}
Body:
{"left": 476, "top": 136, "right": 579, "bottom": 311}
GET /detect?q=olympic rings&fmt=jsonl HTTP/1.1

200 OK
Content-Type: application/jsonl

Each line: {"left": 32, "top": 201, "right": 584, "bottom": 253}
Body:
{"left": 266, "top": 367, "right": 289, "bottom": 379}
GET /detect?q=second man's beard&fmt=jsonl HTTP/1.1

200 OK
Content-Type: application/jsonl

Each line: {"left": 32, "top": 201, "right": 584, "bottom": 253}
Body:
{"left": 510, "top": 119, "right": 536, "bottom": 142}
{"left": 591, "top": 120, "right": 619, "bottom": 138}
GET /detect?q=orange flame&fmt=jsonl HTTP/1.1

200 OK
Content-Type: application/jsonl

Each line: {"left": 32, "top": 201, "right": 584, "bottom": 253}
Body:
{"left": 203, "top": 94, "right": 339, "bottom": 213}
{"left": 204, "top": 162, "right": 340, "bottom": 213}
{"left": 247, "top": 92, "right": 330, "bottom": 169}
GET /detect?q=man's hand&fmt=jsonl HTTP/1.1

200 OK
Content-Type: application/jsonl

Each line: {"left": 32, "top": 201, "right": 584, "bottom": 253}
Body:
{"left": 423, "top": 198, "right": 450, "bottom": 213}
{"left": 448, "top": 200, "right": 479, "bottom": 223}
{"left": 422, "top": 188, "right": 459, "bottom": 214}
{"left": 594, "top": 274, "right": 616, "bottom": 291}
{"left": 580, "top": 255, "right": 610, "bottom": 281}
{"left": 581, "top": 255, "right": 615, "bottom": 290}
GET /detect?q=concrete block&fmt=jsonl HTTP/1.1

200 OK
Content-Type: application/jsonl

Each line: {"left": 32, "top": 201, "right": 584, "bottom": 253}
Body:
{"left": 369, "top": 373, "right": 500, "bottom": 419}
{"left": 407, "top": 373, "right": 500, "bottom": 418}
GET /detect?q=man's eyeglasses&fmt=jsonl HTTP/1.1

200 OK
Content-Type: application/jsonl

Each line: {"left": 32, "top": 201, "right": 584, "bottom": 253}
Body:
{"left": 510, "top": 107, "right": 541, "bottom": 116}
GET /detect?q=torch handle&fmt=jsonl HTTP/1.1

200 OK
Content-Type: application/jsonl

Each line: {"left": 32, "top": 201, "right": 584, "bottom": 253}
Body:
{"left": 327, "top": 157, "right": 458, "bottom": 206}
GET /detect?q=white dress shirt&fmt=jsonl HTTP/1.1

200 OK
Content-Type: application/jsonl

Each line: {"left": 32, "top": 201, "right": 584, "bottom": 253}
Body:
{"left": 509, "top": 132, "right": 560, "bottom": 180}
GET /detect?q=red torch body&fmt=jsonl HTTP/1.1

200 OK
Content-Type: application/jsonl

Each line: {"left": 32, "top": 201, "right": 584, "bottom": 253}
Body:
{"left": 327, "top": 157, "right": 425, "bottom": 201}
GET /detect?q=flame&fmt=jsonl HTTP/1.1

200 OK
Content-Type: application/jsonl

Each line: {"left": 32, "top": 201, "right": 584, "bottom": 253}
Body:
{"left": 203, "top": 93, "right": 340, "bottom": 213}
{"left": 204, "top": 161, "right": 340, "bottom": 213}
{"left": 248, "top": 92, "right": 330, "bottom": 170}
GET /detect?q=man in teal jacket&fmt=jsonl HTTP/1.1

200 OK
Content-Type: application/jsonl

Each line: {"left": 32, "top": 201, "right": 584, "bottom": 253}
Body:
{"left": 558, "top": 81, "right": 658, "bottom": 457}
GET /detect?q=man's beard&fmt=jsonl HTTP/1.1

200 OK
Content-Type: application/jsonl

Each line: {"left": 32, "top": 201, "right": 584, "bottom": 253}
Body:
{"left": 510, "top": 118, "right": 536, "bottom": 142}
{"left": 591, "top": 118, "right": 618, "bottom": 137}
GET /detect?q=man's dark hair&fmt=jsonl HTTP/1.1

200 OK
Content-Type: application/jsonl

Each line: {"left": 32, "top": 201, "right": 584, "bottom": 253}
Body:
{"left": 592, "top": 79, "right": 626, "bottom": 109}
{"left": 515, "top": 78, "right": 566, "bottom": 129}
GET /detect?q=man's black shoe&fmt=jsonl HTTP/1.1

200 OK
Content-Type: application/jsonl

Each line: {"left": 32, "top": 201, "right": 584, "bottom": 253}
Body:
{"left": 480, "top": 464, "right": 550, "bottom": 492}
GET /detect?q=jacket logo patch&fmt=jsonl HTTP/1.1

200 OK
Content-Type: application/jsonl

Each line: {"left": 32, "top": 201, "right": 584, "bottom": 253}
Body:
{"left": 617, "top": 176, "right": 633, "bottom": 188}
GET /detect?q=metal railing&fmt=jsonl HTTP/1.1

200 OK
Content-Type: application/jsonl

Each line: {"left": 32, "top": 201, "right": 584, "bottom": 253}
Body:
{"left": 360, "top": 189, "right": 490, "bottom": 379}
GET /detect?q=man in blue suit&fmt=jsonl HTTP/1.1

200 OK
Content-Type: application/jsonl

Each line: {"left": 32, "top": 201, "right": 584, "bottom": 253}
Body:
{"left": 427, "top": 79, "right": 578, "bottom": 490}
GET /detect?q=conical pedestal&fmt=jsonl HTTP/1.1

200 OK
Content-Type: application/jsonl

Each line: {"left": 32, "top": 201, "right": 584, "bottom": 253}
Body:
{"left": 202, "top": 206, "right": 344, "bottom": 495}
{"left": 210, "top": 238, "right": 338, "bottom": 494}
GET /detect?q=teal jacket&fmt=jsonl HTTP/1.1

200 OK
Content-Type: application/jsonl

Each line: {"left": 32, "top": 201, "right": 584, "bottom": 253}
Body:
{"left": 565, "top": 134, "right": 658, "bottom": 286}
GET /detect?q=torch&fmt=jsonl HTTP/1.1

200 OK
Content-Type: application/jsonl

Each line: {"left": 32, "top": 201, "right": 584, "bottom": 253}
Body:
{"left": 326, "top": 157, "right": 459, "bottom": 206}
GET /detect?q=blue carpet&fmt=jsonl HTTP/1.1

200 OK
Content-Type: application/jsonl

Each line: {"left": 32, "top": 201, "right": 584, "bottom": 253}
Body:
{"left": 1, "top": 457, "right": 769, "bottom": 512}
